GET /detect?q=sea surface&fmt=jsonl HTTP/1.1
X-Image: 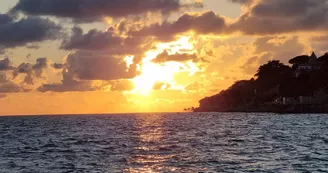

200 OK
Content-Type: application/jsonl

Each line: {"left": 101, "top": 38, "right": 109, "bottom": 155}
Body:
{"left": 0, "top": 113, "right": 327, "bottom": 173}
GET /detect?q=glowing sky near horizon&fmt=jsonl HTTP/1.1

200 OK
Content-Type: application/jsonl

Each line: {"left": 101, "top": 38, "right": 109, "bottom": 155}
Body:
{"left": 0, "top": 0, "right": 327, "bottom": 115}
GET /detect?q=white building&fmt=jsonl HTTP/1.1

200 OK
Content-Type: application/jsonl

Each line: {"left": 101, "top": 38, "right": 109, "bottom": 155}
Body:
{"left": 295, "top": 52, "right": 323, "bottom": 77}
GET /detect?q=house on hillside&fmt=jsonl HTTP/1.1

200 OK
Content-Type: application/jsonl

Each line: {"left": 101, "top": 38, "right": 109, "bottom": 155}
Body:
{"left": 289, "top": 52, "right": 325, "bottom": 77}
{"left": 273, "top": 97, "right": 297, "bottom": 105}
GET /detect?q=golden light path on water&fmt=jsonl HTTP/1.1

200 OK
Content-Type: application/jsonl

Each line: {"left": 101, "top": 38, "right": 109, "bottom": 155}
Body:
{"left": 125, "top": 115, "right": 177, "bottom": 173}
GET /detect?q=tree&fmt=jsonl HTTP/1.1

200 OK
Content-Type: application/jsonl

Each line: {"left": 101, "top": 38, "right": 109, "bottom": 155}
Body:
{"left": 256, "top": 60, "right": 292, "bottom": 80}
{"left": 255, "top": 60, "right": 293, "bottom": 93}
{"left": 288, "top": 55, "right": 309, "bottom": 65}
{"left": 318, "top": 53, "right": 328, "bottom": 65}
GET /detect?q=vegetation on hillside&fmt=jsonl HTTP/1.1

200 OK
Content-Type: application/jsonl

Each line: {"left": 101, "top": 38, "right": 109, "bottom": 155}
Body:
{"left": 194, "top": 53, "right": 328, "bottom": 112}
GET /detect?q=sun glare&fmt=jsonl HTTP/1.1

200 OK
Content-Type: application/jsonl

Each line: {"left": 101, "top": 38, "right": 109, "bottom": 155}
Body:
{"left": 124, "top": 55, "right": 134, "bottom": 70}
{"left": 127, "top": 36, "right": 199, "bottom": 95}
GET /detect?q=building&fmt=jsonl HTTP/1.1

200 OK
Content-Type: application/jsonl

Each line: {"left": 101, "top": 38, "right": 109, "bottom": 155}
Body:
{"left": 294, "top": 52, "right": 324, "bottom": 77}
{"left": 298, "top": 96, "right": 312, "bottom": 105}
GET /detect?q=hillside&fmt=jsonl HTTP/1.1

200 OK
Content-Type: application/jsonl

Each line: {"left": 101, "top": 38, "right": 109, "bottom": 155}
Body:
{"left": 194, "top": 52, "right": 328, "bottom": 113}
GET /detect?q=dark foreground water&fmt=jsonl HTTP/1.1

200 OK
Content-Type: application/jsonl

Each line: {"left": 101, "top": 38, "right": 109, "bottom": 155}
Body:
{"left": 0, "top": 113, "right": 327, "bottom": 173}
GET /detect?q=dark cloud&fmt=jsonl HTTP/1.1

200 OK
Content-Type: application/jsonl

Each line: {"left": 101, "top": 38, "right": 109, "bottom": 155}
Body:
{"left": 0, "top": 58, "right": 14, "bottom": 71}
{"left": 14, "top": 63, "right": 33, "bottom": 85}
{"left": 228, "top": 0, "right": 253, "bottom": 5}
{"left": 130, "top": 11, "right": 227, "bottom": 40}
{"left": 65, "top": 51, "right": 138, "bottom": 81}
{"left": 37, "top": 69, "right": 101, "bottom": 92}
{"left": 38, "top": 50, "right": 139, "bottom": 92}
{"left": 0, "top": 82, "right": 22, "bottom": 93}
{"left": 62, "top": 27, "right": 123, "bottom": 49}
{"left": 153, "top": 50, "right": 198, "bottom": 63}
{"left": 0, "top": 72, "right": 26, "bottom": 93}
{"left": 129, "top": 0, "right": 328, "bottom": 38}
{"left": 11, "top": 0, "right": 189, "bottom": 22}
{"left": 0, "top": 15, "right": 61, "bottom": 48}
{"left": 61, "top": 27, "right": 122, "bottom": 50}
{"left": 13, "top": 57, "right": 49, "bottom": 85}
{"left": 15, "top": 63, "right": 33, "bottom": 74}
{"left": 252, "top": 0, "right": 321, "bottom": 18}
{"left": 230, "top": 0, "right": 328, "bottom": 35}
{"left": 52, "top": 63, "right": 64, "bottom": 69}
{"left": 61, "top": 27, "right": 144, "bottom": 56}
{"left": 33, "top": 57, "right": 48, "bottom": 77}
{"left": 0, "top": 14, "right": 12, "bottom": 25}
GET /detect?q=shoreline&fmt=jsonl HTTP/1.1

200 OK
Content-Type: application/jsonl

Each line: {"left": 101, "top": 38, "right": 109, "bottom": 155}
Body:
{"left": 194, "top": 104, "right": 328, "bottom": 114}
{"left": 194, "top": 110, "right": 328, "bottom": 114}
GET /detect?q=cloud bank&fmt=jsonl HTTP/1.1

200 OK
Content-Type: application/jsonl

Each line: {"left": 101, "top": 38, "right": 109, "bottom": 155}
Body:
{"left": 11, "top": 0, "right": 189, "bottom": 22}
{"left": 0, "top": 14, "right": 61, "bottom": 48}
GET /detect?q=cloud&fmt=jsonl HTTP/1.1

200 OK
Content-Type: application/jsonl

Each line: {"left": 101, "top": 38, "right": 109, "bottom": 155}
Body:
{"left": 61, "top": 27, "right": 143, "bottom": 55}
{"left": 38, "top": 57, "right": 110, "bottom": 93}
{"left": 38, "top": 51, "right": 139, "bottom": 92}
{"left": 11, "top": 0, "right": 189, "bottom": 22}
{"left": 130, "top": 0, "right": 328, "bottom": 39}
{"left": 61, "top": 27, "right": 123, "bottom": 50}
{"left": 240, "top": 53, "right": 272, "bottom": 75}
{"left": 0, "top": 14, "right": 61, "bottom": 48}
{"left": 65, "top": 51, "right": 138, "bottom": 81}
{"left": 251, "top": 0, "right": 320, "bottom": 18}
{"left": 33, "top": 57, "right": 48, "bottom": 77}
{"left": 0, "top": 58, "right": 14, "bottom": 71}
{"left": 253, "top": 36, "right": 305, "bottom": 63}
{"left": 13, "top": 57, "right": 49, "bottom": 85}
{"left": 37, "top": 69, "right": 100, "bottom": 93}
{"left": 110, "top": 79, "right": 135, "bottom": 91}
{"left": 0, "top": 14, "right": 12, "bottom": 24}
{"left": 236, "top": 36, "right": 306, "bottom": 75}
{"left": 0, "top": 82, "right": 22, "bottom": 93}
{"left": 227, "top": 0, "right": 253, "bottom": 5}
{"left": 230, "top": 0, "right": 328, "bottom": 35}
{"left": 130, "top": 11, "right": 227, "bottom": 40}
{"left": 152, "top": 50, "right": 198, "bottom": 63}
{"left": 52, "top": 63, "right": 64, "bottom": 69}
{"left": 60, "top": 26, "right": 149, "bottom": 59}
{"left": 0, "top": 72, "right": 26, "bottom": 93}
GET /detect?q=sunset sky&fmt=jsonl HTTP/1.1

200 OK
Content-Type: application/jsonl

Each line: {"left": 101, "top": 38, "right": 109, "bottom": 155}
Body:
{"left": 1, "top": 0, "right": 328, "bottom": 115}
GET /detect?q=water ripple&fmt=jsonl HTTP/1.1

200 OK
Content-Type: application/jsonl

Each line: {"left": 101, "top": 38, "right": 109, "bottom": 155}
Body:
{"left": 0, "top": 113, "right": 327, "bottom": 172}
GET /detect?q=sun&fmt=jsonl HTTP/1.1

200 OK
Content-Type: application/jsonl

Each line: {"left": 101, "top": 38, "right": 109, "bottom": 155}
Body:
{"left": 128, "top": 36, "right": 199, "bottom": 95}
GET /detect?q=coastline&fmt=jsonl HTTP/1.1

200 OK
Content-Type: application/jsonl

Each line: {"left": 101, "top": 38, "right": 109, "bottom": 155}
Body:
{"left": 194, "top": 104, "right": 328, "bottom": 114}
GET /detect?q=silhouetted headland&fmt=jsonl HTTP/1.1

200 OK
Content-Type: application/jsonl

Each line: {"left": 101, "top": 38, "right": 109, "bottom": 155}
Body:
{"left": 193, "top": 52, "right": 328, "bottom": 113}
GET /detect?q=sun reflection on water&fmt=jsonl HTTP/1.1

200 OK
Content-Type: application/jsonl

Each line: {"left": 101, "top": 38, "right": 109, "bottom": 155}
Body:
{"left": 125, "top": 115, "right": 177, "bottom": 173}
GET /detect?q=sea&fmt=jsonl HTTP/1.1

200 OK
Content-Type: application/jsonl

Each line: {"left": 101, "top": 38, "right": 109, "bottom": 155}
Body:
{"left": 0, "top": 113, "right": 327, "bottom": 173}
